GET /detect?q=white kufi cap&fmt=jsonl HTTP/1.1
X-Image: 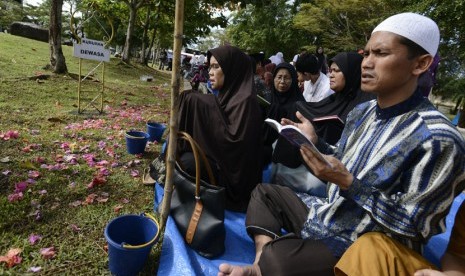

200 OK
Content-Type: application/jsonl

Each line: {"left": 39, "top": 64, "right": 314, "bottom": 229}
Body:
{"left": 372, "top": 12, "right": 439, "bottom": 56}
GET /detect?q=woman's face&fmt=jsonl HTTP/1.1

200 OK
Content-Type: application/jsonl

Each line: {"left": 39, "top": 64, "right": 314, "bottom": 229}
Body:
{"left": 329, "top": 63, "right": 346, "bottom": 93}
{"left": 208, "top": 56, "right": 224, "bottom": 90}
{"left": 273, "top": 68, "right": 292, "bottom": 93}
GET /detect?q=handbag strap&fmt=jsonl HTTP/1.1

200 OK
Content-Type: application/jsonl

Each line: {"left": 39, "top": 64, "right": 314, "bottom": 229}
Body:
{"left": 177, "top": 131, "right": 217, "bottom": 198}
{"left": 177, "top": 131, "right": 217, "bottom": 245}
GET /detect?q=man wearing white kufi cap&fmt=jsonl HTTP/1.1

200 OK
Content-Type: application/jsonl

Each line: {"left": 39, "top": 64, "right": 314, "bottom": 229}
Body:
{"left": 219, "top": 13, "right": 465, "bottom": 276}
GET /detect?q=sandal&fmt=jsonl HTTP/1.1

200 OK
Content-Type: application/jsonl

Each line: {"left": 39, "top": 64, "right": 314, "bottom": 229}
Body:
{"left": 142, "top": 168, "right": 156, "bottom": 186}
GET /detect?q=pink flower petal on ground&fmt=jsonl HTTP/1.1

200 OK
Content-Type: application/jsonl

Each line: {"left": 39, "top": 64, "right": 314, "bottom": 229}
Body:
{"left": 87, "top": 176, "right": 107, "bottom": 189}
{"left": 0, "top": 248, "right": 22, "bottom": 268}
{"left": 60, "top": 142, "right": 70, "bottom": 150}
{"left": 130, "top": 170, "right": 139, "bottom": 177}
{"left": 85, "top": 194, "right": 97, "bottom": 204}
{"left": 14, "top": 182, "right": 28, "bottom": 193}
{"left": 2, "top": 170, "right": 12, "bottom": 175}
{"left": 96, "top": 197, "right": 108, "bottom": 203}
{"left": 28, "top": 170, "right": 41, "bottom": 179}
{"left": 28, "top": 266, "right": 42, "bottom": 273}
{"left": 8, "top": 192, "right": 23, "bottom": 202}
{"left": 35, "top": 157, "right": 46, "bottom": 164}
{"left": 29, "top": 234, "right": 42, "bottom": 245}
{"left": 97, "top": 141, "right": 106, "bottom": 150}
{"left": 38, "top": 190, "right": 47, "bottom": 195}
{"left": 95, "top": 160, "right": 109, "bottom": 168}
{"left": 114, "top": 205, "right": 124, "bottom": 213}
{"left": 39, "top": 247, "right": 56, "bottom": 259}
{"left": 121, "top": 198, "right": 130, "bottom": 204}
{"left": 98, "top": 168, "right": 110, "bottom": 176}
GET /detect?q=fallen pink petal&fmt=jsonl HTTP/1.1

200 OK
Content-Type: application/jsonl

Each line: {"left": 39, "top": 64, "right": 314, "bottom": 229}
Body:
{"left": 14, "top": 182, "right": 28, "bottom": 193}
{"left": 130, "top": 170, "right": 139, "bottom": 177}
{"left": 8, "top": 192, "right": 24, "bottom": 202}
{"left": 28, "top": 266, "right": 42, "bottom": 273}
{"left": 28, "top": 234, "right": 42, "bottom": 245}
{"left": 0, "top": 248, "right": 22, "bottom": 268}
{"left": 39, "top": 247, "right": 56, "bottom": 259}
{"left": 2, "top": 170, "right": 12, "bottom": 175}
{"left": 28, "top": 170, "right": 41, "bottom": 179}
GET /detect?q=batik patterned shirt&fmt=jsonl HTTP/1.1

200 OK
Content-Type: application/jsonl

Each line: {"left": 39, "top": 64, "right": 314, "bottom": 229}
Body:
{"left": 299, "top": 90, "right": 465, "bottom": 257}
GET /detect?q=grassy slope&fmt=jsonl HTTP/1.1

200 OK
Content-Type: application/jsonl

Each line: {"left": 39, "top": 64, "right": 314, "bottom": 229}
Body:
{"left": 0, "top": 33, "right": 172, "bottom": 275}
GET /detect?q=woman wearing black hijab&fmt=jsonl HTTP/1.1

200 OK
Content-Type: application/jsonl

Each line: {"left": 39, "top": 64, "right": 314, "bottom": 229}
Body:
{"left": 296, "top": 51, "right": 374, "bottom": 145}
{"left": 269, "top": 52, "right": 373, "bottom": 196}
{"left": 177, "top": 45, "right": 263, "bottom": 212}
{"left": 263, "top": 62, "right": 304, "bottom": 166}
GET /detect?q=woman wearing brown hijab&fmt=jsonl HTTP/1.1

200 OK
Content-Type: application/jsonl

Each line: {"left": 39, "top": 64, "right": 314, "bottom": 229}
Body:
{"left": 178, "top": 45, "right": 263, "bottom": 212}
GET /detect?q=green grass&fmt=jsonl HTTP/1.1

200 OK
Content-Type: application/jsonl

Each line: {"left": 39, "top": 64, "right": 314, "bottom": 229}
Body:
{"left": 0, "top": 33, "right": 172, "bottom": 275}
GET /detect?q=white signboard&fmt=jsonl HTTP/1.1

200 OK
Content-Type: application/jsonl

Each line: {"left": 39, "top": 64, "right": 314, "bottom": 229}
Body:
{"left": 73, "top": 38, "right": 110, "bottom": 62}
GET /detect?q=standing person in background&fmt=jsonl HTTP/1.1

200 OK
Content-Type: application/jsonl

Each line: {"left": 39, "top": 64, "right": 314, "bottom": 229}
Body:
{"left": 295, "top": 53, "right": 334, "bottom": 102}
{"left": 178, "top": 45, "right": 263, "bottom": 212}
{"left": 158, "top": 49, "right": 167, "bottom": 70}
{"left": 315, "top": 46, "right": 328, "bottom": 75}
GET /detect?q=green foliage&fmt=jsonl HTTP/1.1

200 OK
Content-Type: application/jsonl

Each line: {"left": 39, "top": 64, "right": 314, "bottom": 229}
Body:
{"left": 292, "top": 0, "right": 400, "bottom": 55}
{"left": 0, "top": 0, "right": 24, "bottom": 30}
{"left": 226, "top": 0, "right": 307, "bottom": 58}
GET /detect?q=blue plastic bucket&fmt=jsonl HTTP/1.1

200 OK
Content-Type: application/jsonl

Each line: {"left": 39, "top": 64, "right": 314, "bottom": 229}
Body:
{"left": 125, "top": 131, "right": 149, "bottom": 154}
{"left": 104, "top": 213, "right": 160, "bottom": 276}
{"left": 146, "top": 122, "right": 166, "bottom": 142}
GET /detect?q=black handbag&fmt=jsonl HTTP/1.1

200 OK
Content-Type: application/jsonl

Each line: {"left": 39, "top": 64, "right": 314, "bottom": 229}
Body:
{"left": 170, "top": 131, "right": 226, "bottom": 258}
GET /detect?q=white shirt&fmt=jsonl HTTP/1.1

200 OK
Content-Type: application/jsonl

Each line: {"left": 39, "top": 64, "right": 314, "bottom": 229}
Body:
{"left": 302, "top": 72, "right": 334, "bottom": 102}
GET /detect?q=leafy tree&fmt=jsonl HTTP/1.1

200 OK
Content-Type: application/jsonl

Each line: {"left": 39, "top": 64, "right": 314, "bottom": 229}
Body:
{"left": 225, "top": 0, "right": 307, "bottom": 59}
{"left": 292, "top": 0, "right": 401, "bottom": 56}
{"left": 0, "top": 0, "right": 23, "bottom": 31}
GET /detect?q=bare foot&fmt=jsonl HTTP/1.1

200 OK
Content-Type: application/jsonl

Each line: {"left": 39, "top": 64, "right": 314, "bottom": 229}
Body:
{"left": 218, "top": 263, "right": 261, "bottom": 276}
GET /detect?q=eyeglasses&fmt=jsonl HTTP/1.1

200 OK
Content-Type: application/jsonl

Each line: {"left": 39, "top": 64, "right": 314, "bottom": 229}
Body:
{"left": 208, "top": 63, "right": 221, "bottom": 71}
{"left": 274, "top": 76, "right": 292, "bottom": 82}
{"left": 328, "top": 67, "right": 341, "bottom": 74}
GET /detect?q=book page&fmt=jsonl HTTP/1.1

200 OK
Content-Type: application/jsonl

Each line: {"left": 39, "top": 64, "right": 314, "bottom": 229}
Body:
{"left": 265, "top": 118, "right": 332, "bottom": 167}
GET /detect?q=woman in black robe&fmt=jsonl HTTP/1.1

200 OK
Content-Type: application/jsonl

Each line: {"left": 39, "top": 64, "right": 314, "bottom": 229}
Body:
{"left": 263, "top": 62, "right": 305, "bottom": 166}
{"left": 178, "top": 45, "right": 263, "bottom": 212}
{"left": 296, "top": 51, "right": 374, "bottom": 145}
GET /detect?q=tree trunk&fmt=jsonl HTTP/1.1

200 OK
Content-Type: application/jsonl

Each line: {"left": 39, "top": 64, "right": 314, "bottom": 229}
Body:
{"left": 49, "top": 0, "right": 68, "bottom": 74}
{"left": 122, "top": 2, "right": 137, "bottom": 63}
{"left": 139, "top": 5, "right": 152, "bottom": 65}
{"left": 159, "top": 0, "right": 185, "bottom": 231}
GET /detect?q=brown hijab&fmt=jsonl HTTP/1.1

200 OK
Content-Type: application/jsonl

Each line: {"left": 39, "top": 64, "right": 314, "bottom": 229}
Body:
{"left": 178, "top": 45, "right": 263, "bottom": 212}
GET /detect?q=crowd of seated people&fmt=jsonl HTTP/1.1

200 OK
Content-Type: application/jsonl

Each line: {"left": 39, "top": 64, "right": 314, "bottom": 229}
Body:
{"left": 161, "top": 11, "right": 465, "bottom": 276}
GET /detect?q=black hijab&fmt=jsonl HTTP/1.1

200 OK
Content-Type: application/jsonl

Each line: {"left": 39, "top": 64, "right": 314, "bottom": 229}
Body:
{"left": 263, "top": 63, "right": 304, "bottom": 166}
{"left": 297, "top": 51, "right": 374, "bottom": 144}
{"left": 178, "top": 45, "right": 263, "bottom": 212}
{"left": 267, "top": 62, "right": 304, "bottom": 121}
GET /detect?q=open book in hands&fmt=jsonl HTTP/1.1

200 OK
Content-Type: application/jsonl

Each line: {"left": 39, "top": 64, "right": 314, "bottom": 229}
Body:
{"left": 265, "top": 118, "right": 332, "bottom": 167}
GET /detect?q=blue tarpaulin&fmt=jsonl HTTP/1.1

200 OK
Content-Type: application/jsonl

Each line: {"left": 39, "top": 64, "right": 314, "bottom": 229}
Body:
{"left": 154, "top": 183, "right": 254, "bottom": 276}
{"left": 154, "top": 182, "right": 464, "bottom": 274}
